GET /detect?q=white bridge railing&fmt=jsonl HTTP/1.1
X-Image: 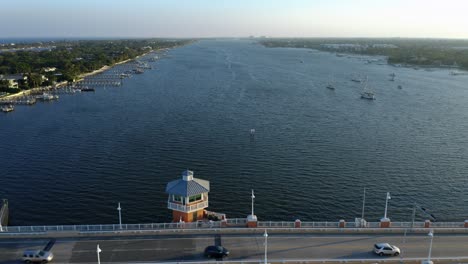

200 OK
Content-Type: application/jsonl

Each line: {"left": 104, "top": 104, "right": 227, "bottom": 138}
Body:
{"left": 0, "top": 219, "right": 467, "bottom": 233}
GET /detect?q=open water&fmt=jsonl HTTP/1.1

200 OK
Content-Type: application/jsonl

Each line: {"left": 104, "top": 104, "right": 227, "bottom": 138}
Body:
{"left": 2, "top": 39, "right": 468, "bottom": 225}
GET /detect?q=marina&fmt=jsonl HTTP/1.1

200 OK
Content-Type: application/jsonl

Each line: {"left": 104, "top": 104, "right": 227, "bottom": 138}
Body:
{"left": 0, "top": 50, "right": 166, "bottom": 110}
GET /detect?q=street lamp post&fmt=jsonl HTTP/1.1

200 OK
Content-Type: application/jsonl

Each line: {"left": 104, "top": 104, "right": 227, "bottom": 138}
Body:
{"left": 383, "top": 192, "right": 391, "bottom": 220}
{"left": 411, "top": 202, "right": 417, "bottom": 229}
{"left": 361, "top": 187, "right": 366, "bottom": 221}
{"left": 421, "top": 230, "right": 434, "bottom": 264}
{"left": 251, "top": 189, "right": 255, "bottom": 217}
{"left": 263, "top": 229, "right": 268, "bottom": 264}
{"left": 117, "top": 202, "right": 122, "bottom": 229}
{"left": 97, "top": 244, "right": 102, "bottom": 264}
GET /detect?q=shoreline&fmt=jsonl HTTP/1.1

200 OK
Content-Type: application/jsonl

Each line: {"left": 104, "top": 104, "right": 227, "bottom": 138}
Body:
{"left": 260, "top": 43, "right": 468, "bottom": 72}
{"left": 1, "top": 51, "right": 153, "bottom": 101}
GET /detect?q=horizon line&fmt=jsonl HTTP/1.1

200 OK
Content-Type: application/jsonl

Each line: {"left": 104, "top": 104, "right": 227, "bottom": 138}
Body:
{"left": 1, "top": 36, "right": 468, "bottom": 41}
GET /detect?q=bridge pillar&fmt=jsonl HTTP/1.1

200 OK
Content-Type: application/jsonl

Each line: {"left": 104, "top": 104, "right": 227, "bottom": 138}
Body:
{"left": 295, "top": 219, "right": 301, "bottom": 228}
{"left": 339, "top": 219, "right": 346, "bottom": 228}
{"left": 380, "top": 217, "right": 391, "bottom": 228}
{"left": 246, "top": 214, "right": 258, "bottom": 228}
{"left": 220, "top": 219, "right": 227, "bottom": 227}
{"left": 424, "top": 220, "right": 431, "bottom": 228}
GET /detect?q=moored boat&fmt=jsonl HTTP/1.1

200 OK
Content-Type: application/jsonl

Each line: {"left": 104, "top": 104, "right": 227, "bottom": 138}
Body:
{"left": 360, "top": 77, "right": 376, "bottom": 100}
{"left": 81, "top": 87, "right": 95, "bottom": 92}
{"left": 1, "top": 104, "right": 14, "bottom": 112}
{"left": 36, "top": 92, "right": 59, "bottom": 101}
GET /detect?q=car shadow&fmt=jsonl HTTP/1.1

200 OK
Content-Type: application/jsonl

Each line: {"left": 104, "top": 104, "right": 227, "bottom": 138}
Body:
{"left": 335, "top": 251, "right": 377, "bottom": 259}
{"left": 214, "top": 234, "right": 222, "bottom": 246}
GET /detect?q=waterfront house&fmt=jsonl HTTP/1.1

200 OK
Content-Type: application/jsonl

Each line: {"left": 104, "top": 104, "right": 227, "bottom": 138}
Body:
{"left": 42, "top": 67, "right": 57, "bottom": 72}
{"left": 0, "top": 74, "right": 27, "bottom": 88}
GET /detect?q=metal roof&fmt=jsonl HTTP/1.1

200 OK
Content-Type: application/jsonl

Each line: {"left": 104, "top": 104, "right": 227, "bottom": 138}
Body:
{"left": 166, "top": 174, "right": 210, "bottom": 197}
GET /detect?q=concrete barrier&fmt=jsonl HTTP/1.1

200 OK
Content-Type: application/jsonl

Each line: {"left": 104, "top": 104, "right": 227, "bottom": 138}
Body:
{"left": 424, "top": 220, "right": 431, "bottom": 228}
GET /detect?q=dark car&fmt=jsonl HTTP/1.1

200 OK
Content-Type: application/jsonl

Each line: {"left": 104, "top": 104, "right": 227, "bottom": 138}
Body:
{"left": 204, "top": 245, "right": 229, "bottom": 258}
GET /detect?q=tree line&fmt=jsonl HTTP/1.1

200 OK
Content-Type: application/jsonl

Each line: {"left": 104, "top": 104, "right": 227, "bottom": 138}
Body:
{"left": 259, "top": 38, "right": 468, "bottom": 69}
{"left": 0, "top": 39, "right": 193, "bottom": 92}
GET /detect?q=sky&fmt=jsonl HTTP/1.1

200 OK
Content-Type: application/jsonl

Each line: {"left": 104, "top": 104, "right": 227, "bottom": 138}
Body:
{"left": 1, "top": 0, "right": 467, "bottom": 39}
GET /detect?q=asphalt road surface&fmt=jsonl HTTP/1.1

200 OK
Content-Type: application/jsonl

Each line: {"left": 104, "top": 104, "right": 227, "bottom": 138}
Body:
{"left": 1, "top": 233, "right": 467, "bottom": 263}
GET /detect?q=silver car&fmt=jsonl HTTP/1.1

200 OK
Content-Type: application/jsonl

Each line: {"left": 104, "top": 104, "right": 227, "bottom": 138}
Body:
{"left": 22, "top": 250, "right": 54, "bottom": 263}
{"left": 373, "top": 243, "right": 400, "bottom": 256}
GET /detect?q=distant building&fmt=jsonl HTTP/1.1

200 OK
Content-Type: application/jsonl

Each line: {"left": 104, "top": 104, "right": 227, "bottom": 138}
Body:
{"left": 43, "top": 67, "right": 57, "bottom": 72}
{"left": 321, "top": 43, "right": 367, "bottom": 51}
{"left": 321, "top": 43, "right": 398, "bottom": 51}
{"left": 371, "top": 44, "right": 398, "bottom": 49}
{"left": 0, "top": 74, "right": 27, "bottom": 88}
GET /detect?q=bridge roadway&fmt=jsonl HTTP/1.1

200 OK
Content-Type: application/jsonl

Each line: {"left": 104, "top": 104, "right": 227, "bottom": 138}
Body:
{"left": 1, "top": 232, "right": 468, "bottom": 263}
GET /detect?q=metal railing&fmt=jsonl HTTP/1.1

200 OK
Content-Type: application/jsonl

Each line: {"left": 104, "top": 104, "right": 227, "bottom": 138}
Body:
{"left": 1, "top": 219, "right": 468, "bottom": 234}
{"left": 0, "top": 221, "right": 223, "bottom": 233}
{"left": 431, "top": 222, "right": 464, "bottom": 228}
{"left": 226, "top": 218, "right": 247, "bottom": 226}
{"left": 258, "top": 221, "right": 295, "bottom": 228}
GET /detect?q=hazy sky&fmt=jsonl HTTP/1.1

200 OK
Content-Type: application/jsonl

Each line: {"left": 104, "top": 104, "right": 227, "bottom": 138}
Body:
{"left": 2, "top": 0, "right": 467, "bottom": 38}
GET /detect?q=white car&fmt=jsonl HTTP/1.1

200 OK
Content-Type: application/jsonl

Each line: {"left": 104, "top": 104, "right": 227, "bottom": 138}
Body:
{"left": 22, "top": 250, "right": 54, "bottom": 263}
{"left": 373, "top": 243, "right": 400, "bottom": 256}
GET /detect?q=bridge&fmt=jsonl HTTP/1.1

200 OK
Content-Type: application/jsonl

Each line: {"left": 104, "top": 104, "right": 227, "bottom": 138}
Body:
{"left": 1, "top": 230, "right": 468, "bottom": 263}
{"left": 1, "top": 219, "right": 468, "bottom": 263}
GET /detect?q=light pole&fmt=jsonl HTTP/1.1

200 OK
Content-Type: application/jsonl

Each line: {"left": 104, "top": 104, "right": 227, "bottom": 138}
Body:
{"left": 117, "top": 202, "right": 122, "bottom": 229}
{"left": 251, "top": 189, "right": 255, "bottom": 217}
{"left": 97, "top": 244, "right": 102, "bottom": 264}
{"left": 383, "top": 192, "right": 391, "bottom": 220}
{"left": 421, "top": 230, "right": 434, "bottom": 264}
{"left": 263, "top": 229, "right": 268, "bottom": 264}
{"left": 411, "top": 202, "right": 417, "bottom": 229}
{"left": 361, "top": 187, "right": 366, "bottom": 220}
{"left": 360, "top": 187, "right": 366, "bottom": 227}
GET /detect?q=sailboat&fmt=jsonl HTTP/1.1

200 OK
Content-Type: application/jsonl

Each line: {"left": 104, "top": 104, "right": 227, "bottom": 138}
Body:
{"left": 360, "top": 76, "right": 375, "bottom": 100}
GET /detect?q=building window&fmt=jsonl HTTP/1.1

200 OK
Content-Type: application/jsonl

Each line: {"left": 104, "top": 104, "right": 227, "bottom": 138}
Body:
{"left": 172, "top": 195, "right": 183, "bottom": 203}
{"left": 189, "top": 194, "right": 202, "bottom": 203}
